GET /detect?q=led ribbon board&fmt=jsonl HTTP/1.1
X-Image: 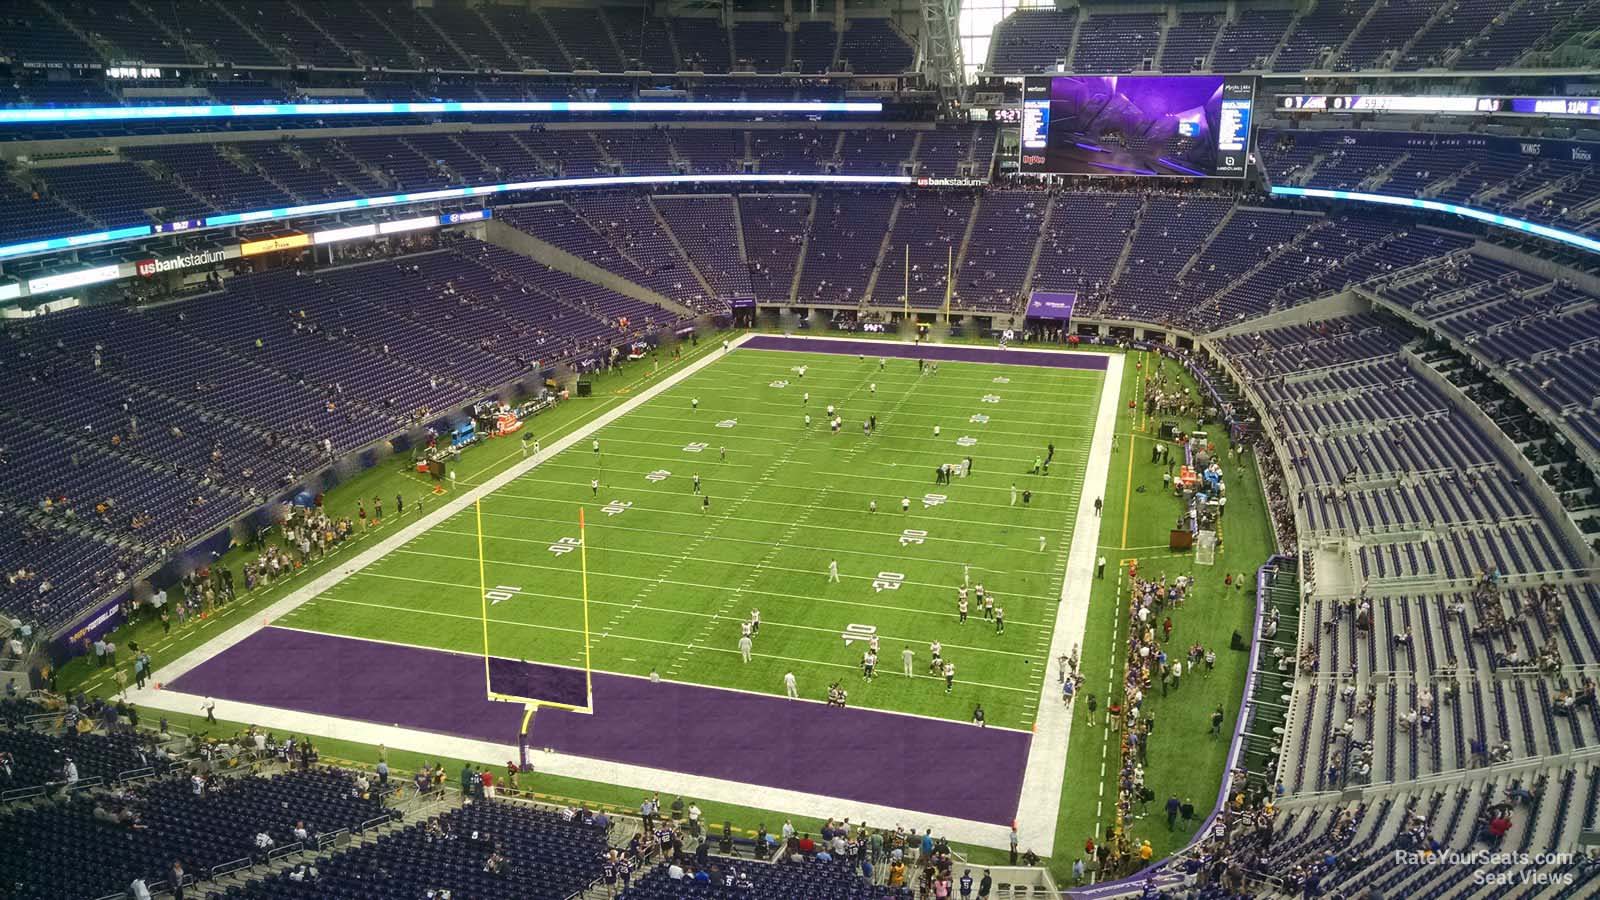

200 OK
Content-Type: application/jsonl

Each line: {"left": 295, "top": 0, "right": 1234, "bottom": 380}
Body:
{"left": 1276, "top": 94, "right": 1600, "bottom": 119}
{"left": 0, "top": 100, "right": 884, "bottom": 125}
{"left": 1270, "top": 186, "right": 1600, "bottom": 256}
{"left": 0, "top": 173, "right": 914, "bottom": 261}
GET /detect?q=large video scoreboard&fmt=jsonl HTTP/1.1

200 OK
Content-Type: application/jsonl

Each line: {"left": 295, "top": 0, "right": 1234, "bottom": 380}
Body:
{"left": 1021, "top": 74, "right": 1255, "bottom": 178}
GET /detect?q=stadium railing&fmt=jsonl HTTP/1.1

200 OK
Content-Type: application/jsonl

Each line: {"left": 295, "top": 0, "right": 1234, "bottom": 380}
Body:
{"left": 357, "top": 812, "right": 394, "bottom": 833}
{"left": 0, "top": 784, "right": 46, "bottom": 803}
{"left": 209, "top": 856, "right": 254, "bottom": 881}
{"left": 316, "top": 827, "right": 350, "bottom": 852}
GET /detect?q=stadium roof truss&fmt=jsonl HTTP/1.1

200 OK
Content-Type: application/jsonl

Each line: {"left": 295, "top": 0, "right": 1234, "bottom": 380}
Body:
{"left": 921, "top": 0, "right": 966, "bottom": 92}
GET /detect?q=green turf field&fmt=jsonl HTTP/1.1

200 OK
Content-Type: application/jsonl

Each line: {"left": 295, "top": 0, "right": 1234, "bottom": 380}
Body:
{"left": 1053, "top": 349, "right": 1274, "bottom": 874}
{"left": 277, "top": 346, "right": 1108, "bottom": 730}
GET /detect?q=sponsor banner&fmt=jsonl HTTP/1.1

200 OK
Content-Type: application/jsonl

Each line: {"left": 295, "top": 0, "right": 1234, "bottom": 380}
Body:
{"left": 62, "top": 590, "right": 129, "bottom": 653}
{"left": 239, "top": 233, "right": 311, "bottom": 256}
{"left": 1024, "top": 290, "right": 1077, "bottom": 320}
{"left": 313, "top": 223, "right": 378, "bottom": 244}
{"left": 133, "top": 246, "right": 236, "bottom": 278}
{"left": 1274, "top": 128, "right": 1599, "bottom": 165}
{"left": 377, "top": 215, "right": 439, "bottom": 234}
{"left": 27, "top": 263, "right": 122, "bottom": 295}
{"left": 914, "top": 176, "right": 990, "bottom": 187}
{"left": 441, "top": 209, "right": 493, "bottom": 225}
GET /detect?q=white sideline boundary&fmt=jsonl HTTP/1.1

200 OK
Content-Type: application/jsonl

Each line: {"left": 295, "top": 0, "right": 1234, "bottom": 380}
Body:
{"left": 142, "top": 333, "right": 754, "bottom": 689}
{"left": 130, "top": 333, "right": 1116, "bottom": 853}
{"left": 1013, "top": 351, "right": 1124, "bottom": 857}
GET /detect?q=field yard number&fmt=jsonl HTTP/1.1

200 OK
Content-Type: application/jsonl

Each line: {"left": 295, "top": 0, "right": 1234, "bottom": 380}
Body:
{"left": 872, "top": 572, "right": 905, "bottom": 592}
{"left": 993, "top": 376, "right": 1010, "bottom": 384}
{"left": 956, "top": 436, "right": 977, "bottom": 447}
{"left": 602, "top": 500, "right": 633, "bottom": 516}
{"left": 769, "top": 380, "right": 790, "bottom": 388}
{"left": 981, "top": 394, "right": 1001, "bottom": 404}
{"left": 841, "top": 623, "right": 878, "bottom": 646}
{"left": 548, "top": 537, "right": 581, "bottom": 556}
{"left": 683, "top": 442, "right": 708, "bottom": 453}
{"left": 715, "top": 419, "right": 738, "bottom": 429}
{"left": 900, "top": 529, "right": 928, "bottom": 546}
{"left": 486, "top": 584, "right": 523, "bottom": 605}
{"left": 969, "top": 414, "right": 990, "bottom": 424}
{"left": 923, "top": 493, "right": 947, "bottom": 508}
{"left": 645, "top": 469, "right": 671, "bottom": 483}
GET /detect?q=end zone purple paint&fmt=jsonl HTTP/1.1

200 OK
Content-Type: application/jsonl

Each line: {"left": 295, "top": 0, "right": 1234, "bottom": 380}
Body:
{"left": 489, "top": 655, "right": 588, "bottom": 708}
{"left": 170, "top": 628, "right": 1030, "bottom": 825}
{"left": 741, "top": 335, "right": 1108, "bottom": 371}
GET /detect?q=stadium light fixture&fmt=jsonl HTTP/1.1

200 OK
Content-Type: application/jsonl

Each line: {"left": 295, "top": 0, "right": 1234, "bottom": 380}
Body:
{"left": 0, "top": 100, "right": 883, "bottom": 125}
{"left": 0, "top": 173, "right": 913, "bottom": 262}
{"left": 1270, "top": 186, "right": 1600, "bottom": 256}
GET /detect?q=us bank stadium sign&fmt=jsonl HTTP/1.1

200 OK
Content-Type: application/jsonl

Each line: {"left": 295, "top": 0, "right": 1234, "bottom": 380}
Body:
{"left": 134, "top": 247, "right": 236, "bottom": 277}
{"left": 915, "top": 177, "right": 990, "bottom": 187}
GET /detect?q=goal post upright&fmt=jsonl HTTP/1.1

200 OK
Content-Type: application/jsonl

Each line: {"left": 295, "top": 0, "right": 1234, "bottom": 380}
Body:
{"left": 476, "top": 497, "right": 491, "bottom": 697}
{"left": 579, "top": 506, "right": 594, "bottom": 710}
{"left": 480, "top": 498, "right": 596, "bottom": 717}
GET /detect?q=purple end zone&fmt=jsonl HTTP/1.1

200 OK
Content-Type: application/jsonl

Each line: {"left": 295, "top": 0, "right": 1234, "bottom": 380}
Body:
{"left": 488, "top": 656, "right": 588, "bottom": 708}
{"left": 170, "top": 628, "right": 1030, "bottom": 825}
{"left": 742, "top": 335, "right": 1108, "bottom": 371}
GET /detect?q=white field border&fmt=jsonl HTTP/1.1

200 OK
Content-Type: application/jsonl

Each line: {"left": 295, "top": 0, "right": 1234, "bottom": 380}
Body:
{"left": 128, "top": 333, "right": 1120, "bottom": 853}
{"left": 1013, "top": 350, "right": 1124, "bottom": 857}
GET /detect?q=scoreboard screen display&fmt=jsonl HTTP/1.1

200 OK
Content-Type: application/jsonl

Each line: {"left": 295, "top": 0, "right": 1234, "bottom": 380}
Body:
{"left": 1021, "top": 74, "right": 1254, "bottom": 178}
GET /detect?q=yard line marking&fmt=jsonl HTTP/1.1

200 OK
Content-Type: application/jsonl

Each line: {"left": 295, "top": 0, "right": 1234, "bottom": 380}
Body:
{"left": 391, "top": 545, "right": 1069, "bottom": 610}
{"left": 483, "top": 494, "right": 1083, "bottom": 541}
{"left": 523, "top": 460, "right": 1088, "bottom": 504}
{"left": 687, "top": 362, "right": 1104, "bottom": 393}
{"left": 675, "top": 382, "right": 1101, "bottom": 411}
{"left": 526, "top": 446, "right": 1090, "bottom": 496}
{"left": 353, "top": 567, "right": 1059, "bottom": 636}
{"left": 433, "top": 528, "right": 1062, "bottom": 596}
{"left": 615, "top": 410, "right": 1100, "bottom": 439}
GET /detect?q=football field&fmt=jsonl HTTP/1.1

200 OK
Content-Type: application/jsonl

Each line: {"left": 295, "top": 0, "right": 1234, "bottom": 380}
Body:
{"left": 276, "top": 341, "right": 1107, "bottom": 731}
